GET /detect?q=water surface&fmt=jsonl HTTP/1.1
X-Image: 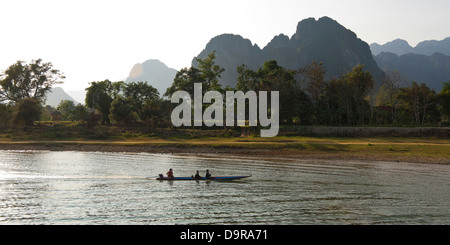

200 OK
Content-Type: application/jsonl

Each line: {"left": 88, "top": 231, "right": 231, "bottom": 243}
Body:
{"left": 1, "top": 150, "right": 449, "bottom": 224}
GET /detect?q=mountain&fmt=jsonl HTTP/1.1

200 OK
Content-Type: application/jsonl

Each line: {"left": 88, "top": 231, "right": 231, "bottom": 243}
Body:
{"left": 191, "top": 34, "right": 263, "bottom": 87}
{"left": 45, "top": 87, "right": 78, "bottom": 107}
{"left": 374, "top": 52, "right": 450, "bottom": 91}
{"left": 370, "top": 39, "right": 414, "bottom": 56}
{"left": 193, "top": 16, "right": 385, "bottom": 88}
{"left": 371, "top": 37, "right": 450, "bottom": 91}
{"left": 125, "top": 59, "right": 177, "bottom": 96}
{"left": 415, "top": 38, "right": 450, "bottom": 56}
{"left": 370, "top": 37, "right": 450, "bottom": 56}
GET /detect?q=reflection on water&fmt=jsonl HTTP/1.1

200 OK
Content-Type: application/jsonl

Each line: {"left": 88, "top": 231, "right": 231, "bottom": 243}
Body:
{"left": 1, "top": 150, "right": 450, "bottom": 224}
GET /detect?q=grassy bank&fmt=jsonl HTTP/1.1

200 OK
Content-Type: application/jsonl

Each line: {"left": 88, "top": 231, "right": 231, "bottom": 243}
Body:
{"left": 0, "top": 123, "right": 449, "bottom": 164}
{"left": 0, "top": 136, "right": 448, "bottom": 164}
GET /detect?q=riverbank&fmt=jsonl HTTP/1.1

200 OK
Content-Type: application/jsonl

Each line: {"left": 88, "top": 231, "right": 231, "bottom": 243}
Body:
{"left": 0, "top": 136, "right": 449, "bottom": 164}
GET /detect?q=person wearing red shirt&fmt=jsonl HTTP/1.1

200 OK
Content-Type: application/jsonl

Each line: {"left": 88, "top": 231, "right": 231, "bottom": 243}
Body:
{"left": 167, "top": 168, "right": 174, "bottom": 179}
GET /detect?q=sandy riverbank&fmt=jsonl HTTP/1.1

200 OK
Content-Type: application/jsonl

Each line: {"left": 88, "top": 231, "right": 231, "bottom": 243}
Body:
{"left": 0, "top": 140, "right": 448, "bottom": 165}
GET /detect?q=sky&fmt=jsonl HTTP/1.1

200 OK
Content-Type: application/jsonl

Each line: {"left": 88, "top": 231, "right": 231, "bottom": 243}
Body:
{"left": 1, "top": 0, "right": 449, "bottom": 92}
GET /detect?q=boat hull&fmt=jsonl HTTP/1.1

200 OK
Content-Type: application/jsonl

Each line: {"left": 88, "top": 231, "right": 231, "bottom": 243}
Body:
{"left": 156, "top": 175, "right": 252, "bottom": 181}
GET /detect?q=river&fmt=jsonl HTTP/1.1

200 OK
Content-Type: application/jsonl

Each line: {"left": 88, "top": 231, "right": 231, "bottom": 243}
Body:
{"left": 1, "top": 150, "right": 449, "bottom": 224}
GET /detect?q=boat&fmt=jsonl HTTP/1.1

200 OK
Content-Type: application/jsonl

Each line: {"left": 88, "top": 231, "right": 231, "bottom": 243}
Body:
{"left": 156, "top": 175, "right": 252, "bottom": 181}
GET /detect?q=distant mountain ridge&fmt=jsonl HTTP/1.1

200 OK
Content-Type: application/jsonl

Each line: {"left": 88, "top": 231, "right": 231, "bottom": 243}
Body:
{"left": 122, "top": 17, "right": 449, "bottom": 96}
{"left": 370, "top": 37, "right": 450, "bottom": 56}
{"left": 125, "top": 59, "right": 177, "bottom": 96}
{"left": 374, "top": 52, "right": 450, "bottom": 91}
{"left": 370, "top": 37, "right": 450, "bottom": 91}
{"left": 192, "top": 16, "right": 385, "bottom": 88}
{"left": 45, "top": 87, "right": 78, "bottom": 107}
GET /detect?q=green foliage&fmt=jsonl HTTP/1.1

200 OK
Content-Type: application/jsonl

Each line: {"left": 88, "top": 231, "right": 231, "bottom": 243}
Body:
{"left": 311, "top": 65, "right": 374, "bottom": 125}
{"left": 123, "top": 81, "right": 160, "bottom": 121}
{"left": 236, "top": 61, "right": 378, "bottom": 126}
{"left": 56, "top": 100, "right": 89, "bottom": 122}
{"left": 374, "top": 79, "right": 442, "bottom": 125}
{"left": 109, "top": 96, "right": 137, "bottom": 125}
{"left": 438, "top": 81, "right": 450, "bottom": 121}
{"left": 0, "top": 59, "right": 65, "bottom": 102}
{"left": 0, "top": 103, "right": 14, "bottom": 128}
{"left": 85, "top": 80, "right": 124, "bottom": 125}
{"left": 124, "top": 81, "right": 159, "bottom": 106}
{"left": 1, "top": 55, "right": 447, "bottom": 135}
{"left": 165, "top": 51, "right": 225, "bottom": 97}
{"left": 165, "top": 67, "right": 203, "bottom": 98}
{"left": 72, "top": 104, "right": 89, "bottom": 122}
{"left": 301, "top": 61, "right": 326, "bottom": 105}
{"left": 57, "top": 100, "right": 76, "bottom": 120}
{"left": 298, "top": 61, "right": 327, "bottom": 124}
{"left": 195, "top": 50, "right": 225, "bottom": 91}
{"left": 236, "top": 60, "right": 313, "bottom": 124}
{"left": 236, "top": 62, "right": 380, "bottom": 126}
{"left": 11, "top": 98, "right": 42, "bottom": 130}
{"left": 88, "top": 81, "right": 163, "bottom": 126}
{"left": 236, "top": 64, "right": 259, "bottom": 92}
{"left": 341, "top": 65, "right": 375, "bottom": 125}
{"left": 398, "top": 82, "right": 439, "bottom": 124}
{"left": 0, "top": 58, "right": 64, "bottom": 129}
{"left": 257, "top": 60, "right": 296, "bottom": 91}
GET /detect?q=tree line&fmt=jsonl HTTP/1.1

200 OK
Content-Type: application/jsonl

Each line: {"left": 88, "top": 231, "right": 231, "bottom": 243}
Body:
{"left": 1, "top": 53, "right": 450, "bottom": 132}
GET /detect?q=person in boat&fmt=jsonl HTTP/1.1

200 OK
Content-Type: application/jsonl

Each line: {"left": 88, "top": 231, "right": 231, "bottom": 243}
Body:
{"left": 167, "top": 168, "right": 174, "bottom": 179}
{"left": 194, "top": 170, "right": 202, "bottom": 180}
{"left": 205, "top": 169, "right": 211, "bottom": 179}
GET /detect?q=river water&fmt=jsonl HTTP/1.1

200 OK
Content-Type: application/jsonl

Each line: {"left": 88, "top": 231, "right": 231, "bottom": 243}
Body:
{"left": 1, "top": 150, "right": 449, "bottom": 225}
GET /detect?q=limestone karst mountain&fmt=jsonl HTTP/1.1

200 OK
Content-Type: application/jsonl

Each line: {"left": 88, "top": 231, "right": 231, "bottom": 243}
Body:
{"left": 125, "top": 59, "right": 177, "bottom": 96}
{"left": 45, "top": 87, "right": 78, "bottom": 107}
{"left": 370, "top": 37, "right": 450, "bottom": 56}
{"left": 371, "top": 38, "right": 450, "bottom": 91}
{"left": 192, "top": 16, "right": 385, "bottom": 88}
{"left": 374, "top": 52, "right": 450, "bottom": 91}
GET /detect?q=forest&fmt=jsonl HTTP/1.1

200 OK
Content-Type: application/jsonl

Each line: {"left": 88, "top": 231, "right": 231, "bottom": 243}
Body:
{"left": 1, "top": 52, "right": 450, "bottom": 136}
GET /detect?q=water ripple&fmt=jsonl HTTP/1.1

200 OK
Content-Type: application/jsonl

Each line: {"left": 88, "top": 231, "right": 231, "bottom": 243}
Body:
{"left": 1, "top": 150, "right": 450, "bottom": 224}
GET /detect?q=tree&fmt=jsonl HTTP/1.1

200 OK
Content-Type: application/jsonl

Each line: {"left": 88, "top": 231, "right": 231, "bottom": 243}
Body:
{"left": 195, "top": 51, "right": 225, "bottom": 91}
{"left": 57, "top": 100, "right": 76, "bottom": 120}
{"left": 298, "top": 61, "right": 327, "bottom": 124}
{"left": 140, "top": 99, "right": 164, "bottom": 126}
{"left": 71, "top": 104, "right": 89, "bottom": 122}
{"left": 11, "top": 98, "right": 42, "bottom": 130}
{"left": 257, "top": 60, "right": 296, "bottom": 91}
{"left": 236, "top": 60, "right": 313, "bottom": 124}
{"left": 345, "top": 65, "right": 375, "bottom": 125}
{"left": 124, "top": 81, "right": 159, "bottom": 105}
{"left": 123, "top": 81, "right": 160, "bottom": 121}
{"left": 165, "top": 53, "right": 225, "bottom": 128}
{"left": 166, "top": 51, "right": 225, "bottom": 98}
{"left": 320, "top": 65, "right": 374, "bottom": 125}
{"left": 0, "top": 59, "right": 65, "bottom": 102}
{"left": 164, "top": 67, "right": 204, "bottom": 98}
{"left": 376, "top": 70, "right": 405, "bottom": 123}
{"left": 438, "top": 81, "right": 450, "bottom": 122}
{"left": 322, "top": 78, "right": 345, "bottom": 125}
{"left": 109, "top": 96, "right": 137, "bottom": 125}
{"left": 56, "top": 100, "right": 88, "bottom": 122}
{"left": 299, "top": 61, "right": 326, "bottom": 104}
{"left": 257, "top": 60, "right": 299, "bottom": 124}
{"left": 0, "top": 102, "right": 14, "bottom": 128}
{"left": 286, "top": 85, "right": 314, "bottom": 125}
{"left": 236, "top": 64, "right": 259, "bottom": 92}
{"left": 398, "top": 82, "right": 439, "bottom": 124}
{"left": 107, "top": 82, "right": 162, "bottom": 125}
{"left": 85, "top": 80, "right": 124, "bottom": 125}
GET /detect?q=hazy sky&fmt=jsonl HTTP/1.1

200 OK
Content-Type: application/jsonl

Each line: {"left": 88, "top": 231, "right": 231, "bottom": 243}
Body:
{"left": 1, "top": 0, "right": 449, "bottom": 91}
